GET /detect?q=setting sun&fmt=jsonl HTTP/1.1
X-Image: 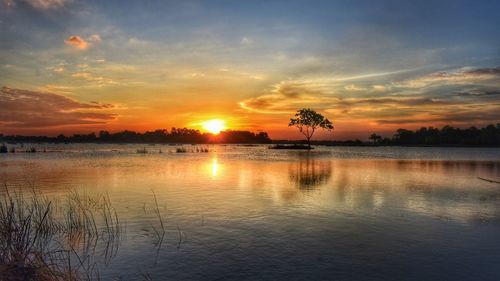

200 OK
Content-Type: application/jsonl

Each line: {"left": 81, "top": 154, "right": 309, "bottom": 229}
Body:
{"left": 202, "top": 119, "right": 226, "bottom": 134}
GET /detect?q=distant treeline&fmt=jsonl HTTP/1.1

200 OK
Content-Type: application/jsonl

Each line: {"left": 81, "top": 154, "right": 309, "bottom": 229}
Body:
{"left": 275, "top": 124, "right": 500, "bottom": 147}
{"left": 1, "top": 124, "right": 499, "bottom": 146}
{"left": 0, "top": 128, "right": 272, "bottom": 144}
{"left": 390, "top": 124, "right": 500, "bottom": 146}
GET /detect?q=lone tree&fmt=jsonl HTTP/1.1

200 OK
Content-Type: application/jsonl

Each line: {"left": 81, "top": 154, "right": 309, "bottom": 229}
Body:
{"left": 369, "top": 133, "right": 382, "bottom": 144}
{"left": 288, "top": 108, "right": 334, "bottom": 149}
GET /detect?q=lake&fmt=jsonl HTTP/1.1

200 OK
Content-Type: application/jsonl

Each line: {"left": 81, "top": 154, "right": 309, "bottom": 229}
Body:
{"left": 1, "top": 145, "right": 500, "bottom": 280}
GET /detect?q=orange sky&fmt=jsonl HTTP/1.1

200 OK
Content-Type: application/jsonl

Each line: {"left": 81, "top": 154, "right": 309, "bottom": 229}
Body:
{"left": 1, "top": 1, "right": 499, "bottom": 140}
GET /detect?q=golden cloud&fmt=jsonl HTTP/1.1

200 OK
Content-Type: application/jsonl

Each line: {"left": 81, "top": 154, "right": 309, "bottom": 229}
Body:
{"left": 71, "top": 72, "right": 117, "bottom": 85}
{"left": 239, "top": 68, "right": 500, "bottom": 127}
{"left": 64, "top": 34, "right": 102, "bottom": 50}
{"left": 64, "top": 35, "right": 89, "bottom": 50}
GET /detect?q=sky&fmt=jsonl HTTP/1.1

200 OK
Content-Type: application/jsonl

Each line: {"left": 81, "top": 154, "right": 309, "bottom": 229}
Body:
{"left": 1, "top": 0, "right": 499, "bottom": 140}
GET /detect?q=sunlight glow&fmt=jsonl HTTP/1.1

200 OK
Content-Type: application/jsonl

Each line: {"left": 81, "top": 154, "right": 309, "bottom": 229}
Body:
{"left": 202, "top": 119, "right": 226, "bottom": 134}
{"left": 212, "top": 158, "right": 218, "bottom": 177}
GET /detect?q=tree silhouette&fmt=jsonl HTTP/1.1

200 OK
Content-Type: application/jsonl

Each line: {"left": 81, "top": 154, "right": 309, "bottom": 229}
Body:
{"left": 369, "top": 133, "right": 382, "bottom": 144}
{"left": 288, "top": 108, "right": 333, "bottom": 149}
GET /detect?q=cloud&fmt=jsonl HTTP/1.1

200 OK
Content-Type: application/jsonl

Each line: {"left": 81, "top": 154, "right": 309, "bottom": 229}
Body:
{"left": 71, "top": 72, "right": 117, "bottom": 85}
{"left": 240, "top": 37, "right": 254, "bottom": 46}
{"left": 88, "top": 34, "right": 101, "bottom": 42}
{"left": 0, "top": 87, "right": 116, "bottom": 128}
{"left": 239, "top": 81, "right": 338, "bottom": 114}
{"left": 239, "top": 80, "right": 453, "bottom": 114}
{"left": 344, "top": 84, "right": 366, "bottom": 92}
{"left": 26, "top": 0, "right": 71, "bottom": 10}
{"left": 42, "top": 84, "right": 73, "bottom": 93}
{"left": 376, "top": 107, "right": 500, "bottom": 125}
{"left": 64, "top": 36, "right": 89, "bottom": 50}
{"left": 1, "top": 0, "right": 16, "bottom": 9}
{"left": 399, "top": 67, "right": 500, "bottom": 88}
{"left": 64, "top": 34, "right": 102, "bottom": 50}
{"left": 462, "top": 67, "right": 500, "bottom": 76}
{"left": 239, "top": 66, "right": 500, "bottom": 128}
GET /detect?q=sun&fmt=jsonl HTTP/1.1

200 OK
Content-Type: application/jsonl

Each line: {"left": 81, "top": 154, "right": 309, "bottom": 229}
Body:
{"left": 202, "top": 119, "right": 226, "bottom": 134}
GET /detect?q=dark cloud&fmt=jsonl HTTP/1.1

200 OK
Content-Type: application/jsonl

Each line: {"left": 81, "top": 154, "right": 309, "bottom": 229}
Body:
{"left": 454, "top": 90, "right": 500, "bottom": 97}
{"left": 422, "top": 67, "right": 500, "bottom": 81}
{"left": 0, "top": 86, "right": 116, "bottom": 128}
{"left": 437, "top": 108, "right": 500, "bottom": 123}
{"left": 342, "top": 97, "right": 451, "bottom": 107}
{"left": 462, "top": 67, "right": 500, "bottom": 75}
{"left": 376, "top": 119, "right": 426, "bottom": 125}
{"left": 377, "top": 108, "right": 500, "bottom": 125}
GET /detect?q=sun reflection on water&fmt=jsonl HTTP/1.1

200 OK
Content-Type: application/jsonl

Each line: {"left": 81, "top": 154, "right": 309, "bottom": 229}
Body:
{"left": 212, "top": 158, "right": 218, "bottom": 177}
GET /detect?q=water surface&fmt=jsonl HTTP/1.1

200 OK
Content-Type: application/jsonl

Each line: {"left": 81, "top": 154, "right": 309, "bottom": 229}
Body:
{"left": 1, "top": 145, "right": 500, "bottom": 280}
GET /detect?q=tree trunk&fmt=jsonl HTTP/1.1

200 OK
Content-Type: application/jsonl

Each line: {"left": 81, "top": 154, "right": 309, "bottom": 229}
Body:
{"left": 307, "top": 137, "right": 311, "bottom": 149}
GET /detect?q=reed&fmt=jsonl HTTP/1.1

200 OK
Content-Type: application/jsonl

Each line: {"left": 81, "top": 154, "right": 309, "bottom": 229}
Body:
{"left": 175, "top": 147, "right": 187, "bottom": 153}
{"left": 0, "top": 188, "right": 123, "bottom": 281}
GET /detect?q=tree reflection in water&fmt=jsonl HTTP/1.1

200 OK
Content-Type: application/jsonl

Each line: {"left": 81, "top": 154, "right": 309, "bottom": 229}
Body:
{"left": 288, "top": 153, "right": 332, "bottom": 190}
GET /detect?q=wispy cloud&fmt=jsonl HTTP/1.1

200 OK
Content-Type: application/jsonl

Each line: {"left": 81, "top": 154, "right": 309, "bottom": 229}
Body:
{"left": 71, "top": 71, "right": 117, "bottom": 85}
{"left": 240, "top": 37, "right": 254, "bottom": 46}
{"left": 27, "top": 0, "right": 71, "bottom": 10}
{"left": 398, "top": 67, "right": 500, "bottom": 88}
{"left": 1, "top": 0, "right": 16, "bottom": 9}
{"left": 88, "top": 34, "right": 101, "bottom": 42}
{"left": 239, "top": 66, "right": 500, "bottom": 127}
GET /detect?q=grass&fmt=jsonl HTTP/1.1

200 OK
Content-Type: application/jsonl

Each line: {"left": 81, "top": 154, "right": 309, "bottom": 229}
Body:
{"left": 175, "top": 147, "right": 187, "bottom": 153}
{"left": 0, "top": 187, "right": 123, "bottom": 281}
{"left": 0, "top": 145, "right": 40, "bottom": 153}
{"left": 0, "top": 185, "right": 188, "bottom": 280}
{"left": 176, "top": 147, "right": 209, "bottom": 153}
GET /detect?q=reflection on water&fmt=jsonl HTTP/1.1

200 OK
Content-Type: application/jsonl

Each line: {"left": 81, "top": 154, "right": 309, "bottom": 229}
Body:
{"left": 288, "top": 153, "right": 332, "bottom": 190}
{"left": 211, "top": 158, "right": 218, "bottom": 177}
{"left": 1, "top": 146, "right": 500, "bottom": 280}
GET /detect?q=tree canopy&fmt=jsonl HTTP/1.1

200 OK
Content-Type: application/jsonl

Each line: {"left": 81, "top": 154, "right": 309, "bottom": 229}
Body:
{"left": 288, "top": 108, "right": 333, "bottom": 148}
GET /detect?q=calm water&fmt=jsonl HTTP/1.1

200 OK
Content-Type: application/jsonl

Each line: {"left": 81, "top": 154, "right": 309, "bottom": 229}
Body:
{"left": 1, "top": 145, "right": 500, "bottom": 280}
